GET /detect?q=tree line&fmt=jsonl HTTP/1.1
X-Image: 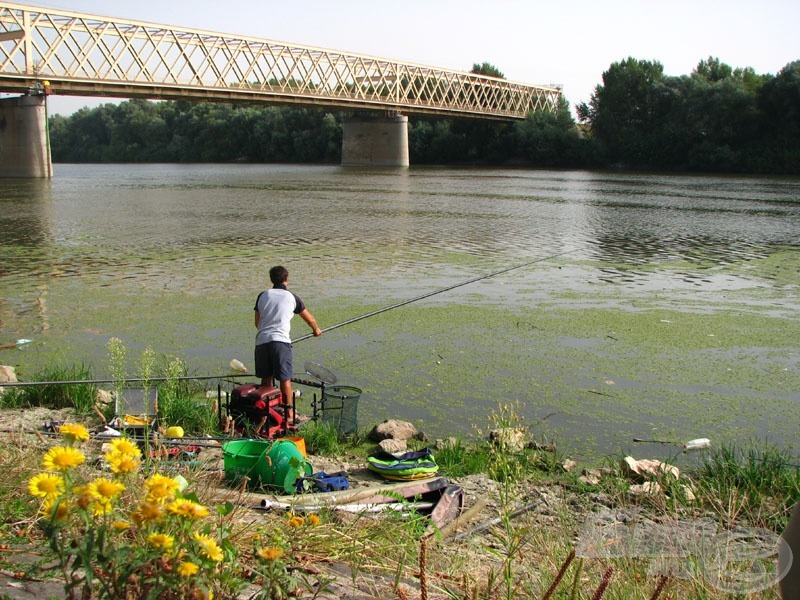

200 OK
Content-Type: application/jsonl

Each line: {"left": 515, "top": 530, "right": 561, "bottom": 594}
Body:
{"left": 48, "top": 57, "right": 800, "bottom": 174}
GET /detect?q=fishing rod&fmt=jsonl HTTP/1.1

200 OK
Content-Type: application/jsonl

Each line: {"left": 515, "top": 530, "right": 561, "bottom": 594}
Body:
{"left": 292, "top": 248, "right": 578, "bottom": 344}
{"left": 5, "top": 249, "right": 575, "bottom": 386}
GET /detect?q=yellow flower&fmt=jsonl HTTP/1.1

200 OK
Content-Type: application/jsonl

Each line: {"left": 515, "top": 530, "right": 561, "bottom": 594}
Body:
{"left": 42, "top": 446, "right": 85, "bottom": 472}
{"left": 105, "top": 451, "right": 141, "bottom": 475}
{"left": 107, "top": 437, "right": 141, "bottom": 458}
{"left": 193, "top": 532, "right": 224, "bottom": 562}
{"left": 307, "top": 513, "right": 321, "bottom": 527}
{"left": 177, "top": 561, "right": 200, "bottom": 577}
{"left": 131, "top": 501, "right": 164, "bottom": 525}
{"left": 256, "top": 547, "right": 284, "bottom": 562}
{"left": 28, "top": 473, "right": 65, "bottom": 498}
{"left": 147, "top": 532, "right": 175, "bottom": 553}
{"left": 87, "top": 477, "right": 125, "bottom": 501}
{"left": 90, "top": 499, "right": 113, "bottom": 517}
{"left": 59, "top": 423, "right": 90, "bottom": 443}
{"left": 73, "top": 485, "right": 93, "bottom": 509}
{"left": 166, "top": 499, "right": 209, "bottom": 520}
{"left": 40, "top": 497, "right": 70, "bottom": 521}
{"left": 287, "top": 515, "right": 305, "bottom": 528}
{"left": 144, "top": 473, "right": 180, "bottom": 503}
{"left": 112, "top": 520, "right": 131, "bottom": 532}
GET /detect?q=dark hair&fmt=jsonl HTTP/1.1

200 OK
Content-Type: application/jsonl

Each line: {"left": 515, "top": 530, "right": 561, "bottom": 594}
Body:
{"left": 269, "top": 265, "right": 288, "bottom": 285}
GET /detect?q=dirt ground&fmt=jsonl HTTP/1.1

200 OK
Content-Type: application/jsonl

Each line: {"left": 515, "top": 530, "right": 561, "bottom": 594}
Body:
{"left": 0, "top": 406, "right": 542, "bottom": 600}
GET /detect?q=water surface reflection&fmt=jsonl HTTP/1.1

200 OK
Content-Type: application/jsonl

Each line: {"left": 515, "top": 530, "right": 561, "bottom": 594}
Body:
{"left": 1, "top": 165, "right": 798, "bottom": 458}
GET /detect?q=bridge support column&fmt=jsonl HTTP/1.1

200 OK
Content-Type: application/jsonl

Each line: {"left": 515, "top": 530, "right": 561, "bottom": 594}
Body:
{"left": 0, "top": 94, "right": 53, "bottom": 178}
{"left": 341, "top": 113, "right": 409, "bottom": 167}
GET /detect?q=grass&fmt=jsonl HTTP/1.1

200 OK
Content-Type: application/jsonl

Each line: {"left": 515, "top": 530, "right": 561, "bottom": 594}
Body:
{"left": 1, "top": 358, "right": 798, "bottom": 598}
{"left": 693, "top": 441, "right": 800, "bottom": 531}
{"left": 298, "top": 420, "right": 345, "bottom": 456}
{"left": 3, "top": 421, "right": 797, "bottom": 598}
{"left": 0, "top": 362, "right": 96, "bottom": 413}
{"left": 433, "top": 439, "right": 490, "bottom": 477}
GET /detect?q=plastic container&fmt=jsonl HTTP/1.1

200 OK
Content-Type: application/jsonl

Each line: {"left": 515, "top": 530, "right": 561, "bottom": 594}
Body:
{"left": 260, "top": 440, "right": 313, "bottom": 494}
{"left": 683, "top": 438, "right": 711, "bottom": 451}
{"left": 165, "top": 426, "right": 184, "bottom": 438}
{"left": 321, "top": 386, "right": 361, "bottom": 436}
{"left": 222, "top": 440, "right": 271, "bottom": 485}
{"left": 275, "top": 437, "right": 307, "bottom": 457}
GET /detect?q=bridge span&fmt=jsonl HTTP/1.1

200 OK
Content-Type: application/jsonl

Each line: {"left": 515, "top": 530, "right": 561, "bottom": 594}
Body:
{"left": 0, "top": 1, "right": 562, "bottom": 175}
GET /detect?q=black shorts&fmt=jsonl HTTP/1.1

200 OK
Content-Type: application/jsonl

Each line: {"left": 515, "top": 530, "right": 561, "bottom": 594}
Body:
{"left": 254, "top": 342, "right": 293, "bottom": 382}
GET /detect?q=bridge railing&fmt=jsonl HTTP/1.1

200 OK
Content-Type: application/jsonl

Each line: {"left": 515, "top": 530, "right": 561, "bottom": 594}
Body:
{"left": 0, "top": 2, "right": 560, "bottom": 119}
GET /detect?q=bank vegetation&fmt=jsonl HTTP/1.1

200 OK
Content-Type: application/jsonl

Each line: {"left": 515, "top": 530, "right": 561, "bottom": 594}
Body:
{"left": 1, "top": 354, "right": 798, "bottom": 598}
{"left": 49, "top": 57, "right": 800, "bottom": 175}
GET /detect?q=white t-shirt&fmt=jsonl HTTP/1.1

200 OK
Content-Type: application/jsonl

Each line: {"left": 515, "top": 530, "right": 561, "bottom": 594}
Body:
{"left": 254, "top": 285, "right": 305, "bottom": 345}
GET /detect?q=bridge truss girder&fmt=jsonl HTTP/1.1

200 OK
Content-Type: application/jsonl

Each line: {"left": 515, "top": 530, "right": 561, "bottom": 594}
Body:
{"left": 0, "top": 1, "right": 561, "bottom": 120}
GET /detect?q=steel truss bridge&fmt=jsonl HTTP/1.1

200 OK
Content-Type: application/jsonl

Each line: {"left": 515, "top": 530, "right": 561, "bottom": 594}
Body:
{"left": 0, "top": 2, "right": 561, "bottom": 120}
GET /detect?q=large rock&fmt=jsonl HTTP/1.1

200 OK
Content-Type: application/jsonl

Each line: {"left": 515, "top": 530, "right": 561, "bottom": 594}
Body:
{"left": 621, "top": 456, "right": 680, "bottom": 482}
{"left": 368, "top": 419, "right": 421, "bottom": 442}
{"left": 0, "top": 365, "right": 17, "bottom": 383}
{"left": 378, "top": 438, "right": 408, "bottom": 454}
{"left": 96, "top": 389, "right": 115, "bottom": 405}
{"left": 488, "top": 427, "right": 527, "bottom": 453}
{"left": 629, "top": 481, "right": 662, "bottom": 496}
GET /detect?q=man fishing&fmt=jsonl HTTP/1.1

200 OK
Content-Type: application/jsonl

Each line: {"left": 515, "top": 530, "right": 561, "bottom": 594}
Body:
{"left": 254, "top": 265, "right": 322, "bottom": 426}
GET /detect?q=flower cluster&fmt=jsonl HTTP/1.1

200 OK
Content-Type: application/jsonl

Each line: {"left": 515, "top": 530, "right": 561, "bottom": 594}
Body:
{"left": 286, "top": 512, "right": 321, "bottom": 529}
{"left": 27, "top": 423, "right": 232, "bottom": 599}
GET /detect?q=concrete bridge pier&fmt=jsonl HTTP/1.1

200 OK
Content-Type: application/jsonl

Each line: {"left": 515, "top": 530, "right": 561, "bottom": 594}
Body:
{"left": 0, "top": 93, "right": 53, "bottom": 178}
{"left": 341, "top": 113, "right": 409, "bottom": 167}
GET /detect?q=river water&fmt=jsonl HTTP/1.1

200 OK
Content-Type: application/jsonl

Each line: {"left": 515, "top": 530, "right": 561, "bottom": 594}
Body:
{"left": 1, "top": 164, "right": 799, "bottom": 460}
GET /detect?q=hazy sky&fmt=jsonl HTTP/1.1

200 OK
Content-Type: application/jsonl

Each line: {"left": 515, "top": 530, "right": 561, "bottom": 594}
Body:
{"left": 12, "top": 0, "right": 800, "bottom": 116}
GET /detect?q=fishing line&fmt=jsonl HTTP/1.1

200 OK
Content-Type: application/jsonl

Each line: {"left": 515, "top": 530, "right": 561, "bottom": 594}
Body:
{"left": 292, "top": 247, "right": 578, "bottom": 344}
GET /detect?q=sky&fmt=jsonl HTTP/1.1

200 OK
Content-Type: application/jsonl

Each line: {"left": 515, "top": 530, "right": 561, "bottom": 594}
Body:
{"left": 9, "top": 0, "right": 799, "bottom": 116}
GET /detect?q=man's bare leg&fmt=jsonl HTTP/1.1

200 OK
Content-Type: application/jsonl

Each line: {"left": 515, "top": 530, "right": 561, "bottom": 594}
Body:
{"left": 279, "top": 379, "right": 294, "bottom": 422}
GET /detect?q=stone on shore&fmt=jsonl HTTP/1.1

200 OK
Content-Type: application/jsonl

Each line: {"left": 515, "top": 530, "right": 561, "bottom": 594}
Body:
{"left": 621, "top": 456, "right": 680, "bottom": 482}
{"left": 488, "top": 427, "right": 527, "bottom": 453}
{"left": 96, "top": 389, "right": 115, "bottom": 405}
{"left": 368, "top": 419, "right": 422, "bottom": 442}
{"left": 377, "top": 438, "right": 408, "bottom": 454}
{"left": 0, "top": 365, "right": 17, "bottom": 383}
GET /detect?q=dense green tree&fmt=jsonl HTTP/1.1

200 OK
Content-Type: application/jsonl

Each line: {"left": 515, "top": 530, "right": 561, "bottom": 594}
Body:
{"left": 409, "top": 119, "right": 470, "bottom": 163}
{"left": 50, "top": 101, "right": 343, "bottom": 164}
{"left": 693, "top": 56, "right": 733, "bottom": 83}
{"left": 581, "top": 57, "right": 666, "bottom": 165}
{"left": 756, "top": 60, "right": 800, "bottom": 172}
{"left": 515, "top": 96, "right": 601, "bottom": 167}
{"left": 48, "top": 55, "right": 799, "bottom": 173}
{"left": 578, "top": 55, "right": 799, "bottom": 173}
{"left": 471, "top": 62, "right": 505, "bottom": 78}
{"left": 50, "top": 103, "right": 117, "bottom": 162}
{"left": 685, "top": 77, "right": 761, "bottom": 171}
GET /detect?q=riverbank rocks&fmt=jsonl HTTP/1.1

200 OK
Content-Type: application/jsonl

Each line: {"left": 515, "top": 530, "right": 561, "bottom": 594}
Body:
{"left": 95, "top": 389, "right": 114, "bottom": 405}
{"left": 368, "top": 419, "right": 424, "bottom": 443}
{"left": 578, "top": 467, "right": 614, "bottom": 486}
{"left": 377, "top": 438, "right": 408, "bottom": 454}
{"left": 0, "top": 365, "right": 17, "bottom": 383}
{"left": 629, "top": 481, "right": 663, "bottom": 496}
{"left": 621, "top": 456, "right": 680, "bottom": 482}
{"left": 435, "top": 437, "right": 460, "bottom": 451}
{"left": 0, "top": 365, "right": 16, "bottom": 396}
{"left": 562, "top": 459, "right": 578, "bottom": 472}
{"left": 488, "top": 427, "right": 527, "bottom": 453}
